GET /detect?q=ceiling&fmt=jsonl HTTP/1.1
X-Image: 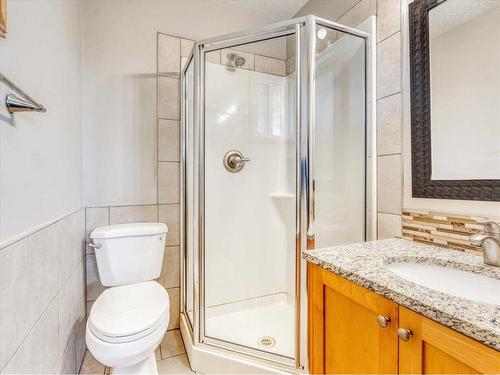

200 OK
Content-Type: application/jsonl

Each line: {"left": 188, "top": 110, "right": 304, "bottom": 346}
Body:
{"left": 213, "top": 0, "right": 309, "bottom": 22}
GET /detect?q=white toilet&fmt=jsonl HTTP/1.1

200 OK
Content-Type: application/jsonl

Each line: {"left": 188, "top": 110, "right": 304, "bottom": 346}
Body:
{"left": 86, "top": 222, "right": 169, "bottom": 375}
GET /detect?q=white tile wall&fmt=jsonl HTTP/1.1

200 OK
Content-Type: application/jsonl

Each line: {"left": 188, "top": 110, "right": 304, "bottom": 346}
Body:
{"left": 109, "top": 205, "right": 158, "bottom": 225}
{"left": 157, "top": 33, "right": 183, "bottom": 334}
{"left": 158, "top": 163, "right": 180, "bottom": 204}
{"left": 378, "top": 154, "right": 403, "bottom": 215}
{"left": 159, "top": 205, "right": 180, "bottom": 247}
{"left": 28, "top": 299, "right": 59, "bottom": 374}
{"left": 377, "top": 32, "right": 402, "bottom": 99}
{"left": 158, "top": 120, "right": 180, "bottom": 162}
{"left": 58, "top": 211, "right": 85, "bottom": 290}
{"left": 254, "top": 55, "right": 286, "bottom": 76}
{"left": 377, "top": 93, "right": 402, "bottom": 156}
{"left": 85, "top": 208, "right": 108, "bottom": 253}
{"left": 180, "top": 39, "right": 194, "bottom": 58}
{"left": 28, "top": 224, "right": 58, "bottom": 327}
{"left": 158, "top": 33, "right": 181, "bottom": 77}
{"left": 0, "top": 239, "right": 30, "bottom": 371}
{"left": 160, "top": 246, "right": 180, "bottom": 289}
{"left": 158, "top": 77, "right": 180, "bottom": 120}
{"left": 377, "top": 0, "right": 401, "bottom": 42}
{"left": 378, "top": 212, "right": 402, "bottom": 239}
{"left": 0, "top": 209, "right": 86, "bottom": 374}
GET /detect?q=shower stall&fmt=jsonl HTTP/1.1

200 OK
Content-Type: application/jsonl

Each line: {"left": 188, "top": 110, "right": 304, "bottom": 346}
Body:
{"left": 179, "top": 15, "right": 376, "bottom": 373}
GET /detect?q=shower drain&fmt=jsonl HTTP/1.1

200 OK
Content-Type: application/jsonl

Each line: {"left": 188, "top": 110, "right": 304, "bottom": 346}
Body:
{"left": 258, "top": 336, "right": 276, "bottom": 348}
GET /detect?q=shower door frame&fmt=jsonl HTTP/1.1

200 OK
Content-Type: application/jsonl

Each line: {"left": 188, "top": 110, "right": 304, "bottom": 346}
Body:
{"left": 180, "top": 15, "right": 376, "bottom": 371}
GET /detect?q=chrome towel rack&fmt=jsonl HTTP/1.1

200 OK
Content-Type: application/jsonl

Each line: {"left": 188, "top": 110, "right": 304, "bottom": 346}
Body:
{"left": 0, "top": 72, "right": 46, "bottom": 113}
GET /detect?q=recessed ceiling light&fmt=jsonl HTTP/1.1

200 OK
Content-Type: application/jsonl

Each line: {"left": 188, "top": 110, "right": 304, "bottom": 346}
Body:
{"left": 317, "top": 27, "right": 327, "bottom": 40}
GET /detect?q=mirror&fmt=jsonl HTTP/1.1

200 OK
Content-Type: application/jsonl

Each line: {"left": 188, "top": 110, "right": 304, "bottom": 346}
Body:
{"left": 409, "top": 0, "right": 500, "bottom": 201}
{"left": 429, "top": 0, "right": 500, "bottom": 180}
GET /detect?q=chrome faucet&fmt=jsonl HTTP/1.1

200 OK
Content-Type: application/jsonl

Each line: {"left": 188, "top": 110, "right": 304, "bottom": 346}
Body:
{"left": 470, "top": 221, "right": 500, "bottom": 267}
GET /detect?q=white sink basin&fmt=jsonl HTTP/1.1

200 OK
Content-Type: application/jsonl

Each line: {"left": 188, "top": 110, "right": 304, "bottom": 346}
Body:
{"left": 386, "top": 262, "right": 500, "bottom": 305}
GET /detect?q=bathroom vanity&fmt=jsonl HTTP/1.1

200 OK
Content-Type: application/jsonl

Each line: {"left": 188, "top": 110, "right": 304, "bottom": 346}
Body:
{"left": 304, "top": 239, "right": 500, "bottom": 374}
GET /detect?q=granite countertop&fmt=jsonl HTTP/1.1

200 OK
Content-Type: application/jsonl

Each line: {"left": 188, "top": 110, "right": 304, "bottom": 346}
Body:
{"left": 303, "top": 238, "right": 500, "bottom": 351}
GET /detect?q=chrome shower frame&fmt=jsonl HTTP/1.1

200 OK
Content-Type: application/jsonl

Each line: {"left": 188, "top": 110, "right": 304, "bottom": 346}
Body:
{"left": 180, "top": 15, "right": 377, "bottom": 372}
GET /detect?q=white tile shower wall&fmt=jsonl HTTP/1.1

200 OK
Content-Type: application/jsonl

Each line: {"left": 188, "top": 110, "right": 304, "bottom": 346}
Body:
{"left": 0, "top": 209, "right": 86, "bottom": 374}
{"left": 203, "top": 58, "right": 293, "bottom": 307}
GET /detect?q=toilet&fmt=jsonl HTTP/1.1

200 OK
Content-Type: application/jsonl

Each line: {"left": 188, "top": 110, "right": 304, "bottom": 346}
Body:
{"left": 86, "top": 222, "right": 169, "bottom": 374}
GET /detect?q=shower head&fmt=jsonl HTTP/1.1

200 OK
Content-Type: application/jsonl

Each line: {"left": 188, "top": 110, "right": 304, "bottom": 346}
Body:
{"left": 229, "top": 52, "right": 246, "bottom": 67}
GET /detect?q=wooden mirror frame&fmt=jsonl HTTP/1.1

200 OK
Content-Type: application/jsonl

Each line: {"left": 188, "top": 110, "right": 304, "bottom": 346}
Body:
{"left": 409, "top": 0, "right": 500, "bottom": 201}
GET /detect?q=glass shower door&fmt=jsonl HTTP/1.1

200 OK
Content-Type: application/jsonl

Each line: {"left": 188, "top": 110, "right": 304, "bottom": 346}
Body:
{"left": 313, "top": 23, "right": 367, "bottom": 248}
{"left": 201, "top": 32, "right": 298, "bottom": 362}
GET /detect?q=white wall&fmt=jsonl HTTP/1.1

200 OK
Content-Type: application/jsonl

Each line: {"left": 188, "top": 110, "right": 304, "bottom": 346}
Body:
{"left": 82, "top": 0, "right": 291, "bottom": 207}
{"left": 0, "top": 0, "right": 83, "bottom": 245}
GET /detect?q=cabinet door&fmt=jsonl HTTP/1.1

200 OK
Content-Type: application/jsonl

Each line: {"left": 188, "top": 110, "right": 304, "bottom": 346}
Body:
{"left": 399, "top": 307, "right": 500, "bottom": 374}
{"left": 308, "top": 264, "right": 399, "bottom": 374}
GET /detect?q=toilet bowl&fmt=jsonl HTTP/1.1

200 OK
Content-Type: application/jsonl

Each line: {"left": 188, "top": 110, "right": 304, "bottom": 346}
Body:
{"left": 86, "top": 223, "right": 169, "bottom": 374}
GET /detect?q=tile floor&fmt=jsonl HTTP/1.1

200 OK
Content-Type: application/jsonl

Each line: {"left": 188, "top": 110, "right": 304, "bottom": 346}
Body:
{"left": 79, "top": 329, "right": 193, "bottom": 374}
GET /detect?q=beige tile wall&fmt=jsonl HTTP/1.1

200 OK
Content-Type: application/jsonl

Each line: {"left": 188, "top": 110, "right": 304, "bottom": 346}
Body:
{"left": 0, "top": 210, "right": 86, "bottom": 374}
{"left": 375, "top": 1, "right": 403, "bottom": 239}
{"left": 208, "top": 48, "right": 287, "bottom": 77}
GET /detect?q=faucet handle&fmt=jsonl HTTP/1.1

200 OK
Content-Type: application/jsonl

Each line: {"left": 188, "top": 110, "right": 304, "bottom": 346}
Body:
{"left": 477, "top": 221, "right": 500, "bottom": 237}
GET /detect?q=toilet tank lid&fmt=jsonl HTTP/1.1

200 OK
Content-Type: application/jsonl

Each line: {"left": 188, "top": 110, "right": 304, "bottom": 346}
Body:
{"left": 90, "top": 222, "right": 168, "bottom": 239}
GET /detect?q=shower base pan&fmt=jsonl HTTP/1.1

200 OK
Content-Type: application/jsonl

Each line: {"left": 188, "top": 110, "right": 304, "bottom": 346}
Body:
{"left": 180, "top": 293, "right": 301, "bottom": 374}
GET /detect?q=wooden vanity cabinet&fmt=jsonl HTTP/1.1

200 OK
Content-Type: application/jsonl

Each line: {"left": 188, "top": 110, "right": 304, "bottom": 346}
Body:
{"left": 399, "top": 307, "right": 500, "bottom": 374}
{"left": 308, "top": 263, "right": 399, "bottom": 374}
{"left": 308, "top": 263, "right": 500, "bottom": 375}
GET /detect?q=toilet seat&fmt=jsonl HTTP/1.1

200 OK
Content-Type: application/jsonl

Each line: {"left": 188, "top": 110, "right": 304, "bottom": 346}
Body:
{"left": 88, "top": 281, "right": 170, "bottom": 344}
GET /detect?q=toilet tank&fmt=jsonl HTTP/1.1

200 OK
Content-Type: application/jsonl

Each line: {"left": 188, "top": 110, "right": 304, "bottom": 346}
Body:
{"left": 90, "top": 222, "right": 168, "bottom": 287}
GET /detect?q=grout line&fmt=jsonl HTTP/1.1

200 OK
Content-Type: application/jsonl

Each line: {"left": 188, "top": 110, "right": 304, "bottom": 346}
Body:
{"left": 376, "top": 29, "right": 401, "bottom": 45}
{"left": 336, "top": 0, "right": 364, "bottom": 22}
{"left": 377, "top": 90, "right": 402, "bottom": 101}
{"left": 86, "top": 203, "right": 159, "bottom": 209}
{"left": 158, "top": 117, "right": 181, "bottom": 121}
{"left": 0, "top": 208, "right": 83, "bottom": 251}
{"left": 376, "top": 91, "right": 401, "bottom": 101}
{"left": 378, "top": 210, "right": 403, "bottom": 216}
{"left": 377, "top": 152, "right": 402, "bottom": 157}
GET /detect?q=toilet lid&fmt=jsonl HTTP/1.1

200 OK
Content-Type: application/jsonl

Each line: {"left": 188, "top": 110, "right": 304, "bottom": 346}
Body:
{"left": 89, "top": 281, "right": 169, "bottom": 342}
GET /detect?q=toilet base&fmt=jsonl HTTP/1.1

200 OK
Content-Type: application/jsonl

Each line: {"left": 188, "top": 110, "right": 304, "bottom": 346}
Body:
{"left": 111, "top": 353, "right": 158, "bottom": 375}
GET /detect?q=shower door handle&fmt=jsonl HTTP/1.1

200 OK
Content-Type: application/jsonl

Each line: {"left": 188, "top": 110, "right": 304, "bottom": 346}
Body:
{"left": 223, "top": 150, "right": 250, "bottom": 173}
